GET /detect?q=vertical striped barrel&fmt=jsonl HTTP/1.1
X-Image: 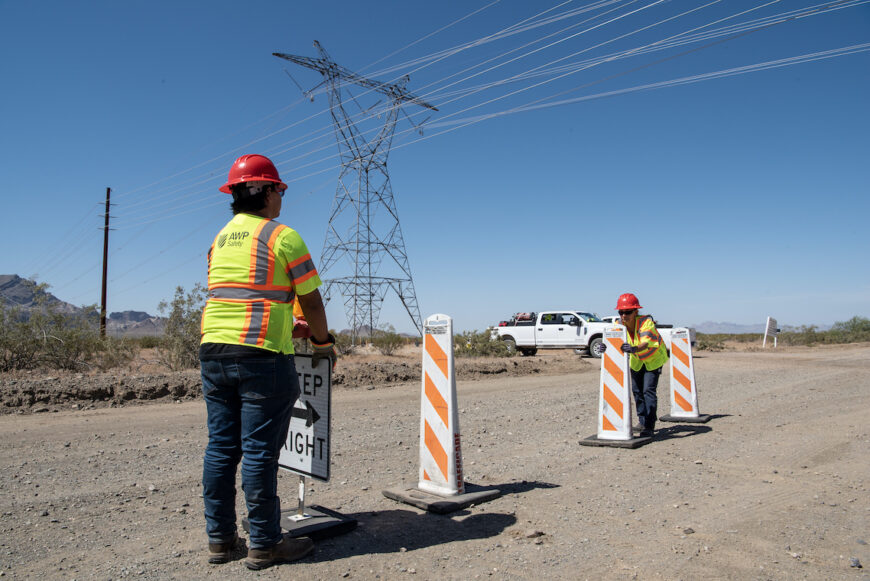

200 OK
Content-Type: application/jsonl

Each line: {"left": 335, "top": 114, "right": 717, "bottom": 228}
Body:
{"left": 667, "top": 328, "right": 701, "bottom": 417}
{"left": 597, "top": 326, "right": 633, "bottom": 440}
{"left": 417, "top": 314, "right": 464, "bottom": 496}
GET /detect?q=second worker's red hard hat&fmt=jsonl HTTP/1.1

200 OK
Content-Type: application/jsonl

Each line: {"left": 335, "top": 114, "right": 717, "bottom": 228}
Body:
{"left": 615, "top": 293, "right": 642, "bottom": 310}
{"left": 219, "top": 154, "right": 288, "bottom": 194}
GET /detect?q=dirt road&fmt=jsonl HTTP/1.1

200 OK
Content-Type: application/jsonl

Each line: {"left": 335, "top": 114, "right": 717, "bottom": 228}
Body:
{"left": 0, "top": 345, "right": 867, "bottom": 580}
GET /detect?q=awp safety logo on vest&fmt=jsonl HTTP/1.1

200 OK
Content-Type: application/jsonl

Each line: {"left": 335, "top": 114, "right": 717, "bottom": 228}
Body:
{"left": 218, "top": 231, "right": 250, "bottom": 249}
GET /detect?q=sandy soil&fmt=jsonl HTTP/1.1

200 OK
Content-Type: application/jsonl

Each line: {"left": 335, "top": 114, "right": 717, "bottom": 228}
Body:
{"left": 0, "top": 344, "right": 867, "bottom": 580}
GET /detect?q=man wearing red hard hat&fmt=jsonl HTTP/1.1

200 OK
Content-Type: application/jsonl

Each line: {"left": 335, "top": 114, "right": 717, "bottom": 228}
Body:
{"left": 615, "top": 293, "right": 669, "bottom": 437}
{"left": 199, "top": 154, "right": 336, "bottom": 569}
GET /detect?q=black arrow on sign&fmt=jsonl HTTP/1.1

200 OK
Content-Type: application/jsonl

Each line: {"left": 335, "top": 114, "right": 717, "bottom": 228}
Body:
{"left": 291, "top": 401, "right": 321, "bottom": 427}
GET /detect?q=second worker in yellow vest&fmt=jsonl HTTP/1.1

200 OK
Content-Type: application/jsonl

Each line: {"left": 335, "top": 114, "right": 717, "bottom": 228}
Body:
{"left": 616, "top": 293, "right": 668, "bottom": 437}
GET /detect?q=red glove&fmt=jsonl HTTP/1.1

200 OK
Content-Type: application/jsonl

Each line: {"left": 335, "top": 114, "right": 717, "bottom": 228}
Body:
{"left": 292, "top": 320, "right": 312, "bottom": 339}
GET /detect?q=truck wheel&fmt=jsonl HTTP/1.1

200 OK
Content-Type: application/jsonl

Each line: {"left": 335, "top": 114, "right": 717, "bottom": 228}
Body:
{"left": 502, "top": 337, "right": 516, "bottom": 354}
{"left": 588, "top": 337, "right": 605, "bottom": 358}
{"left": 519, "top": 347, "right": 537, "bottom": 357}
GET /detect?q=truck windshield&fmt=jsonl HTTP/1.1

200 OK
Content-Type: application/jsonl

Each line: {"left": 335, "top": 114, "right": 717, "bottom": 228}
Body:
{"left": 576, "top": 312, "right": 602, "bottom": 322}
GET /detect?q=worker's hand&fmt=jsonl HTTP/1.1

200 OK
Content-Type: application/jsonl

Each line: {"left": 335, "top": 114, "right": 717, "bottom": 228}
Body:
{"left": 620, "top": 343, "right": 637, "bottom": 354}
{"left": 292, "top": 320, "right": 312, "bottom": 339}
{"left": 310, "top": 333, "right": 338, "bottom": 371}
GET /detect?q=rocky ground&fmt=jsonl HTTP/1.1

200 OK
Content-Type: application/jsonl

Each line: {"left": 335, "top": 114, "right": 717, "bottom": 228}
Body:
{"left": 0, "top": 343, "right": 868, "bottom": 580}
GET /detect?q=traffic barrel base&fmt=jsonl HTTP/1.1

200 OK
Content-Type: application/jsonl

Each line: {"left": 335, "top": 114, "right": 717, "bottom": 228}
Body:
{"left": 659, "top": 413, "right": 711, "bottom": 423}
{"left": 579, "top": 433, "right": 653, "bottom": 448}
{"left": 382, "top": 483, "right": 500, "bottom": 515}
{"left": 382, "top": 314, "right": 500, "bottom": 513}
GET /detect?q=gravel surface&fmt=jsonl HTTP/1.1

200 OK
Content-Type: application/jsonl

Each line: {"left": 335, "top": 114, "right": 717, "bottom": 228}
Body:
{"left": 0, "top": 345, "right": 868, "bottom": 580}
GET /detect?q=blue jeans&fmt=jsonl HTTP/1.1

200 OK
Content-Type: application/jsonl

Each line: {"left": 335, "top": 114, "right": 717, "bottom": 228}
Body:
{"left": 200, "top": 355, "right": 300, "bottom": 549}
{"left": 630, "top": 365, "right": 661, "bottom": 430}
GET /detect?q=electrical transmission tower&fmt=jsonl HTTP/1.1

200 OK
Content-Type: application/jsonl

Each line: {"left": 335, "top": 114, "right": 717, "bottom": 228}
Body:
{"left": 274, "top": 41, "right": 437, "bottom": 339}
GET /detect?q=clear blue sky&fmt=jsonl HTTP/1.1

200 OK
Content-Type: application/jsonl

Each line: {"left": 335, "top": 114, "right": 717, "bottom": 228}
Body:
{"left": 2, "top": 0, "right": 868, "bottom": 334}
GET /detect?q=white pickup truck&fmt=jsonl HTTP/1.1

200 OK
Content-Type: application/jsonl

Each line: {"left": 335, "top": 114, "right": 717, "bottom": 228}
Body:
{"left": 495, "top": 311, "right": 612, "bottom": 358}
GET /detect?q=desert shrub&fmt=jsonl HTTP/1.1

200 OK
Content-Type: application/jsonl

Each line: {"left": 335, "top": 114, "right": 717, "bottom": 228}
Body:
{"left": 0, "top": 285, "right": 137, "bottom": 372}
{"left": 694, "top": 334, "right": 725, "bottom": 352}
{"left": 695, "top": 317, "right": 870, "bottom": 350}
{"left": 157, "top": 284, "right": 206, "bottom": 371}
{"left": 371, "top": 324, "right": 404, "bottom": 356}
{"left": 332, "top": 331, "right": 355, "bottom": 355}
{"left": 91, "top": 337, "right": 140, "bottom": 371}
{"left": 454, "top": 329, "right": 513, "bottom": 358}
{"left": 829, "top": 316, "right": 870, "bottom": 342}
{"left": 778, "top": 325, "right": 821, "bottom": 347}
{"left": 0, "top": 300, "right": 43, "bottom": 371}
{"left": 34, "top": 305, "right": 104, "bottom": 370}
{"left": 134, "top": 335, "right": 163, "bottom": 349}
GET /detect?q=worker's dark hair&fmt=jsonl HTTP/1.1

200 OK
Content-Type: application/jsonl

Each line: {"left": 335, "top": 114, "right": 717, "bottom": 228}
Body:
{"left": 230, "top": 182, "right": 271, "bottom": 215}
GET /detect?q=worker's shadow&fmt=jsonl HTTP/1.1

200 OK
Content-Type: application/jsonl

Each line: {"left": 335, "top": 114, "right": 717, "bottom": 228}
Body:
{"left": 306, "top": 480, "right": 557, "bottom": 561}
{"left": 651, "top": 423, "right": 715, "bottom": 441}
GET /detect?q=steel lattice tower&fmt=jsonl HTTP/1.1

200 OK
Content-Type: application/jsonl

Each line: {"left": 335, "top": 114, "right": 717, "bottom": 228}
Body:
{"left": 274, "top": 42, "right": 436, "bottom": 339}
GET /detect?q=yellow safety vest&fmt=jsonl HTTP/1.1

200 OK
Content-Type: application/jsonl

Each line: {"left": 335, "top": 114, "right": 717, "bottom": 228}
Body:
{"left": 627, "top": 315, "right": 668, "bottom": 372}
{"left": 201, "top": 213, "right": 321, "bottom": 354}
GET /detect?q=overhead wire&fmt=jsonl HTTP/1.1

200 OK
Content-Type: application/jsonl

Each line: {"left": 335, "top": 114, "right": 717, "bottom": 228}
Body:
{"left": 128, "top": 0, "right": 866, "bottom": 213}
{"left": 274, "top": 0, "right": 867, "bottom": 175}
{"left": 268, "top": 0, "right": 870, "bottom": 188}
{"left": 113, "top": 1, "right": 600, "bottom": 210}
{"left": 425, "top": 43, "right": 870, "bottom": 128}
{"left": 46, "top": 0, "right": 868, "bottom": 305}
{"left": 115, "top": 0, "right": 864, "bottom": 215}
{"left": 29, "top": 202, "right": 102, "bottom": 278}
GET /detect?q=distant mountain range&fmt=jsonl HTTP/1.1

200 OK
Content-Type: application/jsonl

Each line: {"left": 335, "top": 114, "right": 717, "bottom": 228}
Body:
{"left": 0, "top": 274, "right": 164, "bottom": 337}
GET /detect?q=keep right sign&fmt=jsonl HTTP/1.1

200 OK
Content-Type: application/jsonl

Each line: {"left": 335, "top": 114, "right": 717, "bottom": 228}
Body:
{"left": 279, "top": 354, "right": 331, "bottom": 481}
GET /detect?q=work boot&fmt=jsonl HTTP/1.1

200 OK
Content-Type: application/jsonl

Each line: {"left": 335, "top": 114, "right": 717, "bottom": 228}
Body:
{"left": 207, "top": 533, "right": 245, "bottom": 564}
{"left": 245, "top": 535, "right": 314, "bottom": 570}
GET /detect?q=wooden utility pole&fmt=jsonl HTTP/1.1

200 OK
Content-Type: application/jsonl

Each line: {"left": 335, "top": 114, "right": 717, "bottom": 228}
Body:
{"left": 100, "top": 187, "right": 111, "bottom": 338}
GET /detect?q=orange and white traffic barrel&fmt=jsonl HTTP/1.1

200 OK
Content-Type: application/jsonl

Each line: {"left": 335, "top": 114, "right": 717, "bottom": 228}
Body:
{"left": 596, "top": 326, "right": 633, "bottom": 441}
{"left": 580, "top": 324, "right": 653, "bottom": 447}
{"left": 383, "top": 313, "right": 499, "bottom": 512}
{"left": 660, "top": 328, "right": 710, "bottom": 423}
{"left": 417, "top": 314, "right": 464, "bottom": 496}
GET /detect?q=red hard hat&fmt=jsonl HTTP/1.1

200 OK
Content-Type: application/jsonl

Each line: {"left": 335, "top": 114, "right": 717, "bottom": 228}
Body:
{"left": 615, "top": 293, "right": 642, "bottom": 310}
{"left": 219, "top": 154, "right": 288, "bottom": 194}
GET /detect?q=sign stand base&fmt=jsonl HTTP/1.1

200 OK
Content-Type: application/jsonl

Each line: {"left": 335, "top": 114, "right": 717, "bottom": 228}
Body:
{"left": 383, "top": 482, "right": 499, "bottom": 514}
{"left": 243, "top": 475, "right": 356, "bottom": 541}
{"left": 659, "top": 414, "right": 711, "bottom": 423}
{"left": 579, "top": 434, "right": 652, "bottom": 448}
{"left": 280, "top": 505, "right": 356, "bottom": 540}
{"left": 242, "top": 506, "right": 356, "bottom": 541}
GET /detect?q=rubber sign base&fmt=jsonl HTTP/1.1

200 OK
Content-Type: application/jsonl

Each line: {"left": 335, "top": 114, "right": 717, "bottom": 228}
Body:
{"left": 659, "top": 414, "right": 712, "bottom": 424}
{"left": 382, "top": 483, "right": 500, "bottom": 515}
{"left": 579, "top": 434, "right": 652, "bottom": 448}
{"left": 243, "top": 505, "right": 357, "bottom": 541}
